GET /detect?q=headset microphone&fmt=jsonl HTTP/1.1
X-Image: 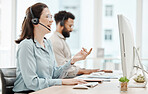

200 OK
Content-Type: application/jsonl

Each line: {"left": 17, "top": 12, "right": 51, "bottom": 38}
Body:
{"left": 30, "top": 7, "right": 51, "bottom": 31}
{"left": 39, "top": 23, "right": 51, "bottom": 31}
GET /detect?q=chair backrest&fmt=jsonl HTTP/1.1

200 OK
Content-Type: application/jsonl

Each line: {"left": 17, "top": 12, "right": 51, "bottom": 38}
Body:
{"left": 0, "top": 68, "right": 16, "bottom": 94}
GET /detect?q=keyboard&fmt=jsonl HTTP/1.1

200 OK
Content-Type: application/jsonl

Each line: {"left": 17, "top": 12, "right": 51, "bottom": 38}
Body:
{"left": 128, "top": 83, "right": 146, "bottom": 88}
{"left": 87, "top": 75, "right": 118, "bottom": 79}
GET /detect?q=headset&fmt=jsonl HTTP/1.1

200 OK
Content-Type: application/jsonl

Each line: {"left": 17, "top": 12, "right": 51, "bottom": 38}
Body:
{"left": 60, "top": 15, "right": 66, "bottom": 26}
{"left": 30, "top": 7, "right": 51, "bottom": 31}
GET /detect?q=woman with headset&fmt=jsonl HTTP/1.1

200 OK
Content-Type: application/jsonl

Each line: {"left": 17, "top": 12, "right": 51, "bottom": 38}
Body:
{"left": 13, "top": 2, "right": 92, "bottom": 93}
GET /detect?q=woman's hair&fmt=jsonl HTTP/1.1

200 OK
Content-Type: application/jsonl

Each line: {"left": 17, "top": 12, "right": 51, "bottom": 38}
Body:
{"left": 15, "top": 3, "right": 48, "bottom": 44}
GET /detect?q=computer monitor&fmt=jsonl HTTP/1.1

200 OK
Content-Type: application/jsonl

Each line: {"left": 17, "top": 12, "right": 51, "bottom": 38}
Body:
{"left": 118, "top": 14, "right": 147, "bottom": 87}
{"left": 118, "top": 14, "right": 135, "bottom": 79}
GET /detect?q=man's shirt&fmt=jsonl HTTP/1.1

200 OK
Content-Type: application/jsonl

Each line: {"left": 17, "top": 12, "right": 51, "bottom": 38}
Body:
{"left": 50, "top": 32, "right": 80, "bottom": 78}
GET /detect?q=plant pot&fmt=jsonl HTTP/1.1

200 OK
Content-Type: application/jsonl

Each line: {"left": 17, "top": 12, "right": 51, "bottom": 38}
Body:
{"left": 120, "top": 82, "right": 128, "bottom": 92}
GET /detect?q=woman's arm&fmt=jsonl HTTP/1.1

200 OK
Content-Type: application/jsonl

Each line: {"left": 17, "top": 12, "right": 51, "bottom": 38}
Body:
{"left": 52, "top": 48, "right": 92, "bottom": 79}
{"left": 52, "top": 59, "right": 72, "bottom": 79}
{"left": 18, "top": 41, "right": 62, "bottom": 91}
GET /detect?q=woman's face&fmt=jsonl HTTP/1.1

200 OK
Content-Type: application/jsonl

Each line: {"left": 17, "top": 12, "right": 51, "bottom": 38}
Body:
{"left": 39, "top": 8, "right": 53, "bottom": 33}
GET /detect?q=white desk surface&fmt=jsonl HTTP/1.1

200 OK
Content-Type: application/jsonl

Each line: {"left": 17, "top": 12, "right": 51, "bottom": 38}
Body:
{"left": 30, "top": 79, "right": 148, "bottom": 94}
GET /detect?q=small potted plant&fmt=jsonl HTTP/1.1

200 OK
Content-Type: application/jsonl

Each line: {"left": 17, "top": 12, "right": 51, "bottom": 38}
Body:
{"left": 119, "top": 76, "right": 129, "bottom": 92}
{"left": 133, "top": 74, "right": 145, "bottom": 83}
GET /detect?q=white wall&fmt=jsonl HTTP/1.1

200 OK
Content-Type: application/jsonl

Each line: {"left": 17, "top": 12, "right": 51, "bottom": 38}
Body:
{"left": 0, "top": 0, "right": 12, "bottom": 67}
{"left": 142, "top": 0, "right": 148, "bottom": 58}
{"left": 79, "top": 0, "right": 94, "bottom": 54}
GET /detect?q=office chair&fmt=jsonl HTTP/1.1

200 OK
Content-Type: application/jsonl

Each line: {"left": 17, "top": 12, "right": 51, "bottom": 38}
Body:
{"left": 0, "top": 68, "right": 16, "bottom": 94}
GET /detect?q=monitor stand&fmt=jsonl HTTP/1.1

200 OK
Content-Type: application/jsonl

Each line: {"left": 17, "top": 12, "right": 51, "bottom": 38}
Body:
{"left": 129, "top": 47, "right": 147, "bottom": 88}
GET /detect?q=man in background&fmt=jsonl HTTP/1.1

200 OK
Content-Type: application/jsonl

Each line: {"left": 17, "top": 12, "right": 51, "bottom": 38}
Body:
{"left": 50, "top": 11, "right": 99, "bottom": 78}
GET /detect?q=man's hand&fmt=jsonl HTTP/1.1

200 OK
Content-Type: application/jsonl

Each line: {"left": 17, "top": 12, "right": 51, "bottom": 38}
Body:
{"left": 78, "top": 69, "right": 100, "bottom": 75}
{"left": 71, "top": 48, "right": 92, "bottom": 65}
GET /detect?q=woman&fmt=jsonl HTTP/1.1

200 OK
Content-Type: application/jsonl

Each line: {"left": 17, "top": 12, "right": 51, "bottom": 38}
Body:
{"left": 13, "top": 3, "right": 92, "bottom": 93}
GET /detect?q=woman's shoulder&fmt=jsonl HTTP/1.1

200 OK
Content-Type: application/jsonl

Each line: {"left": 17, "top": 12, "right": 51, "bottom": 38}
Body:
{"left": 46, "top": 38, "right": 52, "bottom": 45}
{"left": 19, "top": 38, "right": 34, "bottom": 48}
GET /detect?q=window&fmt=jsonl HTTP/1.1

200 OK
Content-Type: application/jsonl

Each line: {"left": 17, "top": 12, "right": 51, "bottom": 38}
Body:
{"left": 104, "top": 29, "right": 112, "bottom": 40}
{"left": 64, "top": 6, "right": 77, "bottom": 9}
{"left": 105, "top": 5, "right": 113, "bottom": 16}
{"left": 59, "top": 0, "right": 80, "bottom": 50}
{"left": 103, "top": 0, "right": 137, "bottom": 59}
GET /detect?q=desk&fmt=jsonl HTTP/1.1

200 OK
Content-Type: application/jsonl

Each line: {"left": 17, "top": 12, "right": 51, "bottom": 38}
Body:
{"left": 30, "top": 79, "right": 148, "bottom": 94}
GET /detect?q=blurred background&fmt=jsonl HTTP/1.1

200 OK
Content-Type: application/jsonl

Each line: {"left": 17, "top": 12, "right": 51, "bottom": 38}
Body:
{"left": 0, "top": 0, "right": 148, "bottom": 72}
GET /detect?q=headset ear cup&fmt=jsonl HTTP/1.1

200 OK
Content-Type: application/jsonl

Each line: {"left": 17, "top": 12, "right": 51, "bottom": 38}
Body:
{"left": 31, "top": 18, "right": 39, "bottom": 25}
{"left": 60, "top": 21, "right": 64, "bottom": 26}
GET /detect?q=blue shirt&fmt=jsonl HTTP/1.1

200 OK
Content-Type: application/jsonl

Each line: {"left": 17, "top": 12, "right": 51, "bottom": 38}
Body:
{"left": 13, "top": 38, "right": 72, "bottom": 92}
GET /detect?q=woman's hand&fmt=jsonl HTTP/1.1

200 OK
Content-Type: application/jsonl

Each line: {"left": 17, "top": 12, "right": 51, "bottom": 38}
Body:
{"left": 62, "top": 79, "right": 87, "bottom": 85}
{"left": 71, "top": 48, "right": 92, "bottom": 65}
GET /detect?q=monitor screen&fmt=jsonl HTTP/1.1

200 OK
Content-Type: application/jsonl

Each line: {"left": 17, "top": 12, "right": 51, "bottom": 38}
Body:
{"left": 118, "top": 15, "right": 135, "bottom": 79}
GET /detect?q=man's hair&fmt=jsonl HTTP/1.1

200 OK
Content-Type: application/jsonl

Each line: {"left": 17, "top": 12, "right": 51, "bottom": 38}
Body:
{"left": 54, "top": 11, "right": 75, "bottom": 25}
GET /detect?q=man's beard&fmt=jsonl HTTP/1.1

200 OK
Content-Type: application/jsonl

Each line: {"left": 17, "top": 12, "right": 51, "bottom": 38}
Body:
{"left": 62, "top": 27, "right": 71, "bottom": 38}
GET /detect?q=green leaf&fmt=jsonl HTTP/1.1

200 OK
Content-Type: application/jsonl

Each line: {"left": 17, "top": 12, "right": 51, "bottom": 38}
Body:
{"left": 119, "top": 76, "right": 129, "bottom": 82}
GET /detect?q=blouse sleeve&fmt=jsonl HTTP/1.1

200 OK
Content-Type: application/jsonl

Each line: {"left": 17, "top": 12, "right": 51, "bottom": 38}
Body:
{"left": 18, "top": 41, "right": 62, "bottom": 91}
